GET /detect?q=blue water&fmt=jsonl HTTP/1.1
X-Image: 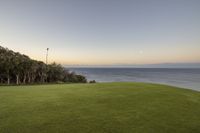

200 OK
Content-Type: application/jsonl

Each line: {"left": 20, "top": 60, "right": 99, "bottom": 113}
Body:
{"left": 69, "top": 68, "right": 200, "bottom": 91}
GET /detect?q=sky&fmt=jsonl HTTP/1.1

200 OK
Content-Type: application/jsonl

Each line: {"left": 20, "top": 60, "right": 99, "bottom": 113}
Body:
{"left": 0, "top": 0, "right": 200, "bottom": 67}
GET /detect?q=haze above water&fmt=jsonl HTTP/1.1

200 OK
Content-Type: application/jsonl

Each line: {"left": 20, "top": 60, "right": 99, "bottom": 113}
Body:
{"left": 69, "top": 68, "right": 200, "bottom": 91}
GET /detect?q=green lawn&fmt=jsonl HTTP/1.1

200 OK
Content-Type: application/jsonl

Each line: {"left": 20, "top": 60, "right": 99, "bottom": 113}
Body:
{"left": 0, "top": 82, "right": 200, "bottom": 133}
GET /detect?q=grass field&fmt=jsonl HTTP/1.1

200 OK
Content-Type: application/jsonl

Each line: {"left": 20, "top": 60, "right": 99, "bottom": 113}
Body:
{"left": 0, "top": 82, "right": 200, "bottom": 133}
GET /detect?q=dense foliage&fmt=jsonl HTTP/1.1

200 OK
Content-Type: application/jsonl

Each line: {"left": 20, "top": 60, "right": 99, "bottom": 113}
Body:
{"left": 0, "top": 46, "right": 87, "bottom": 85}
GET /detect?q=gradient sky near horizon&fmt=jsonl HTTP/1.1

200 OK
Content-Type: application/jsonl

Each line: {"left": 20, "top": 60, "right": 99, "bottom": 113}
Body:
{"left": 0, "top": 0, "right": 200, "bottom": 65}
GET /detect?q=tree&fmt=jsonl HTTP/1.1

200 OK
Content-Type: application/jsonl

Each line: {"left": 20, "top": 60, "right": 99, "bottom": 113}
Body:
{"left": 37, "top": 61, "right": 47, "bottom": 83}
{"left": 0, "top": 45, "right": 87, "bottom": 85}
{"left": 3, "top": 48, "right": 14, "bottom": 85}
{"left": 47, "top": 62, "right": 64, "bottom": 82}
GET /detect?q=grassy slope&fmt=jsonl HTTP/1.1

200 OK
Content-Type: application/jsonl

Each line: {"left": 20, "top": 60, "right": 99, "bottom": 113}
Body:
{"left": 0, "top": 82, "right": 200, "bottom": 133}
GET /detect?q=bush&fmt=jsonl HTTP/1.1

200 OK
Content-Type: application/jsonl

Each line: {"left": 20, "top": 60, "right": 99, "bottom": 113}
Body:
{"left": 65, "top": 72, "right": 87, "bottom": 83}
{"left": 89, "top": 80, "right": 96, "bottom": 83}
{"left": 76, "top": 75, "right": 87, "bottom": 83}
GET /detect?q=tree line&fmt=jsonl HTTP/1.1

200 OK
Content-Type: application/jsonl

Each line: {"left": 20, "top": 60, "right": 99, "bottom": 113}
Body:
{"left": 0, "top": 46, "right": 87, "bottom": 85}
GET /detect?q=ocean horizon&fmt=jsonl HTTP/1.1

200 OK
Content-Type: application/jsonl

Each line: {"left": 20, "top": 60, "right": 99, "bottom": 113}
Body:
{"left": 68, "top": 68, "right": 200, "bottom": 91}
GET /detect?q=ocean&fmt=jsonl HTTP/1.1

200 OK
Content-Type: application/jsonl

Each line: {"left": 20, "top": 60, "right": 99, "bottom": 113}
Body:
{"left": 68, "top": 68, "right": 200, "bottom": 91}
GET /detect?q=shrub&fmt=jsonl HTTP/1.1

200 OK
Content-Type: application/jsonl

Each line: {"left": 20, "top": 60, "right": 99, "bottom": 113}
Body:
{"left": 89, "top": 80, "right": 96, "bottom": 83}
{"left": 76, "top": 75, "right": 87, "bottom": 83}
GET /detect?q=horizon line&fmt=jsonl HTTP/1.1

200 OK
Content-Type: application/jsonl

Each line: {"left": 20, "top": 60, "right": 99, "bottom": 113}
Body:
{"left": 64, "top": 62, "right": 200, "bottom": 68}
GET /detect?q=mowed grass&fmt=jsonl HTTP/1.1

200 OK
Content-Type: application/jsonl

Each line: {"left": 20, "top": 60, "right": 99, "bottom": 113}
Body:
{"left": 0, "top": 83, "right": 200, "bottom": 133}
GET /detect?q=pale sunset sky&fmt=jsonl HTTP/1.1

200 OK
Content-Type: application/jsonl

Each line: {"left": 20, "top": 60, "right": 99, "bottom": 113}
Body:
{"left": 0, "top": 0, "right": 200, "bottom": 66}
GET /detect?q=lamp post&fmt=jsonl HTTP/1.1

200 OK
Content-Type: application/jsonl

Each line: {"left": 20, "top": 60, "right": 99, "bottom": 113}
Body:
{"left": 46, "top": 48, "right": 49, "bottom": 65}
{"left": 45, "top": 48, "right": 49, "bottom": 83}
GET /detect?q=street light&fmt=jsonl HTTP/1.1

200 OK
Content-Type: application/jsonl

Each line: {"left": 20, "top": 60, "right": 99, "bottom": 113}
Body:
{"left": 46, "top": 48, "right": 49, "bottom": 65}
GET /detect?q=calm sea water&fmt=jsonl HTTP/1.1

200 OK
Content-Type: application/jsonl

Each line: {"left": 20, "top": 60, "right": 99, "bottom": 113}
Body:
{"left": 69, "top": 68, "right": 200, "bottom": 91}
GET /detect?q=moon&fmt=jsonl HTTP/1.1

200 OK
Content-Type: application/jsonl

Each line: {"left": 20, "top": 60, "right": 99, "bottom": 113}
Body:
{"left": 139, "top": 50, "right": 144, "bottom": 54}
